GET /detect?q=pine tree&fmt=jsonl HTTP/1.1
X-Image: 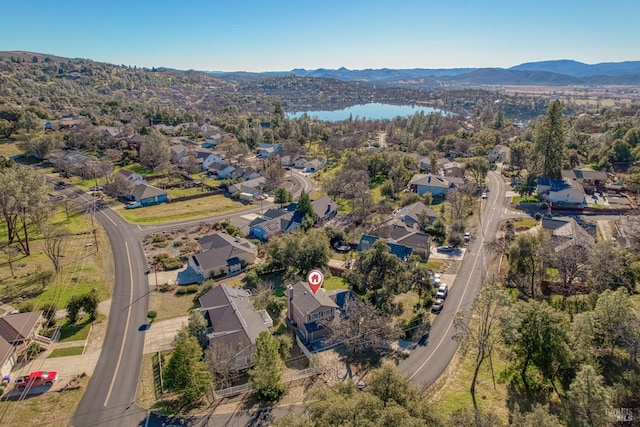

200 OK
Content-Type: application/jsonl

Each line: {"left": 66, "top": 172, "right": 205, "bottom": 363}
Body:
{"left": 533, "top": 100, "right": 565, "bottom": 179}
{"left": 249, "top": 332, "right": 287, "bottom": 401}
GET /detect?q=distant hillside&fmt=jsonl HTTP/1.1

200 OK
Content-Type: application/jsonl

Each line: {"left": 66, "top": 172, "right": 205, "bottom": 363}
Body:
{"left": 510, "top": 59, "right": 640, "bottom": 77}
{"left": 211, "top": 59, "right": 640, "bottom": 87}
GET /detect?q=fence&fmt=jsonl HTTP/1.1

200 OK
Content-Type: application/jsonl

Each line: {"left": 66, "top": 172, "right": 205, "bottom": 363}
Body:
{"left": 213, "top": 367, "right": 322, "bottom": 399}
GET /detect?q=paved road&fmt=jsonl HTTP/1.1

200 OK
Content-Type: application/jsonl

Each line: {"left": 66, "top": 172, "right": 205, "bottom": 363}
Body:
{"left": 59, "top": 171, "right": 315, "bottom": 427}
{"left": 398, "top": 171, "right": 507, "bottom": 387}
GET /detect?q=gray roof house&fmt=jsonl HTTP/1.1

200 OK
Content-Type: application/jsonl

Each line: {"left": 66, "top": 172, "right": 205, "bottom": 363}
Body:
{"left": 228, "top": 177, "right": 267, "bottom": 196}
{"left": 542, "top": 217, "right": 595, "bottom": 254}
{"left": 393, "top": 201, "right": 438, "bottom": 228}
{"left": 198, "top": 285, "right": 273, "bottom": 370}
{"left": 409, "top": 174, "right": 460, "bottom": 197}
{"left": 129, "top": 183, "right": 168, "bottom": 206}
{"left": 188, "top": 233, "right": 257, "bottom": 280}
{"left": 311, "top": 195, "right": 338, "bottom": 224}
{"left": 287, "top": 281, "right": 340, "bottom": 344}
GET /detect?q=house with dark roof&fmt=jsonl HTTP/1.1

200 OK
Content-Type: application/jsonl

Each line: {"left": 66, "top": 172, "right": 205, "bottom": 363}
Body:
{"left": 541, "top": 217, "right": 595, "bottom": 254}
{"left": 443, "top": 161, "right": 464, "bottom": 178}
{"left": 227, "top": 177, "right": 266, "bottom": 196}
{"left": 170, "top": 144, "right": 188, "bottom": 161}
{"left": 194, "top": 149, "right": 223, "bottom": 171}
{"left": 311, "top": 195, "right": 338, "bottom": 224}
{"left": 129, "top": 183, "right": 168, "bottom": 206}
{"left": 188, "top": 233, "right": 257, "bottom": 280}
{"left": 286, "top": 281, "right": 340, "bottom": 344}
{"left": 488, "top": 145, "right": 511, "bottom": 163}
{"left": 249, "top": 211, "right": 297, "bottom": 241}
{"left": 198, "top": 285, "right": 273, "bottom": 370}
{"left": 356, "top": 234, "right": 414, "bottom": 261}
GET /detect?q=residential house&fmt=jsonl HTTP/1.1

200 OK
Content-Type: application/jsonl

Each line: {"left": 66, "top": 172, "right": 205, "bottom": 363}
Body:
{"left": 369, "top": 223, "right": 432, "bottom": 260}
{"left": 417, "top": 156, "right": 432, "bottom": 172}
{"left": 279, "top": 154, "right": 299, "bottom": 168}
{"left": 227, "top": 177, "right": 267, "bottom": 196}
{"left": 488, "top": 145, "right": 511, "bottom": 163}
{"left": 116, "top": 169, "right": 145, "bottom": 184}
{"left": 129, "top": 183, "right": 169, "bottom": 206}
{"left": 195, "top": 150, "right": 223, "bottom": 170}
{"left": 217, "top": 164, "right": 237, "bottom": 179}
{"left": 443, "top": 161, "right": 464, "bottom": 178}
{"left": 541, "top": 217, "right": 595, "bottom": 254}
{"left": 294, "top": 157, "right": 325, "bottom": 171}
{"left": 356, "top": 234, "right": 414, "bottom": 261}
{"left": 408, "top": 174, "right": 459, "bottom": 197}
{"left": 0, "top": 311, "right": 51, "bottom": 377}
{"left": 537, "top": 178, "right": 586, "bottom": 205}
{"left": 198, "top": 285, "right": 272, "bottom": 370}
{"left": 170, "top": 144, "right": 188, "bottom": 162}
{"left": 286, "top": 281, "right": 339, "bottom": 344}
{"left": 96, "top": 125, "right": 124, "bottom": 139}
{"left": 311, "top": 195, "right": 338, "bottom": 224}
{"left": 256, "top": 143, "right": 283, "bottom": 158}
{"left": 393, "top": 202, "right": 438, "bottom": 229}
{"left": 561, "top": 167, "right": 608, "bottom": 188}
{"left": 207, "top": 162, "right": 226, "bottom": 178}
{"left": 44, "top": 117, "right": 90, "bottom": 131}
{"left": 249, "top": 210, "right": 297, "bottom": 241}
{"left": 188, "top": 233, "right": 257, "bottom": 280}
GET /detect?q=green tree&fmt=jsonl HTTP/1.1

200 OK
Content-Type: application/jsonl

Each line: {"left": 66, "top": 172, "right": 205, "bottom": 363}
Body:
{"left": 296, "top": 190, "right": 314, "bottom": 222}
{"left": 249, "top": 331, "right": 287, "bottom": 401}
{"left": 187, "top": 310, "right": 208, "bottom": 348}
{"left": 464, "top": 157, "right": 489, "bottom": 190}
{"left": 18, "top": 132, "right": 62, "bottom": 160}
{"left": 505, "top": 300, "right": 570, "bottom": 392}
{"left": 274, "top": 187, "right": 292, "bottom": 207}
{"left": 593, "top": 288, "right": 633, "bottom": 357}
{"left": 533, "top": 100, "right": 565, "bottom": 178}
{"left": 510, "top": 404, "right": 563, "bottom": 427}
{"left": 164, "top": 332, "right": 212, "bottom": 406}
{"left": 507, "top": 231, "right": 548, "bottom": 298}
{"left": 268, "top": 228, "right": 329, "bottom": 274}
{"left": 567, "top": 364, "right": 611, "bottom": 427}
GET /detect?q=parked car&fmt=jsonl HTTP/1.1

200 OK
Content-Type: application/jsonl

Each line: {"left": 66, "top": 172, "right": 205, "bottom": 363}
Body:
{"left": 14, "top": 371, "right": 58, "bottom": 390}
{"left": 437, "top": 246, "right": 454, "bottom": 253}
{"left": 464, "top": 232, "right": 471, "bottom": 242}
{"left": 482, "top": 192, "right": 487, "bottom": 199}
{"left": 436, "top": 284, "right": 448, "bottom": 299}
{"left": 89, "top": 186, "right": 103, "bottom": 192}
{"left": 125, "top": 201, "right": 142, "bottom": 209}
{"left": 433, "top": 273, "right": 441, "bottom": 284}
{"left": 431, "top": 298, "right": 444, "bottom": 313}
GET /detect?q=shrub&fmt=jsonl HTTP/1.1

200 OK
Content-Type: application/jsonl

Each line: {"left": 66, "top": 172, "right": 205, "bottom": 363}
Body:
{"left": 40, "top": 302, "right": 57, "bottom": 327}
{"left": 26, "top": 342, "right": 42, "bottom": 360}
{"left": 176, "top": 285, "right": 199, "bottom": 295}
{"left": 193, "top": 281, "right": 215, "bottom": 302}
{"left": 155, "top": 254, "right": 183, "bottom": 270}
{"left": 17, "top": 302, "right": 35, "bottom": 313}
{"left": 147, "top": 311, "right": 157, "bottom": 322}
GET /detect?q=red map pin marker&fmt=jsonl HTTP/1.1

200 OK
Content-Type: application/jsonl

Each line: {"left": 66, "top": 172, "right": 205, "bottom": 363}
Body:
{"left": 306, "top": 270, "right": 324, "bottom": 294}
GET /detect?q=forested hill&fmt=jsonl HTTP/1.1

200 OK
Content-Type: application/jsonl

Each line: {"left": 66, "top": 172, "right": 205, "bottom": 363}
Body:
{"left": 213, "top": 59, "right": 640, "bottom": 87}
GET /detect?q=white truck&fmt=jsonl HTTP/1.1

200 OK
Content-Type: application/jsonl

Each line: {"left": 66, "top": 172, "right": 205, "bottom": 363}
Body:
{"left": 239, "top": 192, "right": 255, "bottom": 202}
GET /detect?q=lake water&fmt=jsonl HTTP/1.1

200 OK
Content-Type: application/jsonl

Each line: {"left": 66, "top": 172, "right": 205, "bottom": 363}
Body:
{"left": 287, "top": 103, "right": 443, "bottom": 122}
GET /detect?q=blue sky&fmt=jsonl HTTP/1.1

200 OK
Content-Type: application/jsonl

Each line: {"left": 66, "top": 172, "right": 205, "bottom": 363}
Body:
{"left": 2, "top": 0, "right": 638, "bottom": 72}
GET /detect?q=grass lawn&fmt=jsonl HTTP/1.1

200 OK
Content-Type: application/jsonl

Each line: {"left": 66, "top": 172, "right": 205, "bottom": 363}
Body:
{"left": 322, "top": 276, "right": 349, "bottom": 291}
{"left": 117, "top": 195, "right": 247, "bottom": 224}
{"left": 511, "top": 195, "right": 541, "bottom": 204}
{"left": 165, "top": 186, "right": 210, "bottom": 199}
{"left": 429, "top": 347, "right": 511, "bottom": 423}
{"left": 0, "top": 207, "right": 112, "bottom": 309}
{"left": 0, "top": 374, "right": 90, "bottom": 426}
{"left": 58, "top": 319, "right": 93, "bottom": 342}
{"left": 148, "top": 289, "right": 198, "bottom": 322}
{"left": 48, "top": 346, "right": 85, "bottom": 358}
{"left": 425, "top": 259, "right": 446, "bottom": 272}
{"left": 0, "top": 140, "right": 21, "bottom": 157}
{"left": 512, "top": 217, "right": 539, "bottom": 230}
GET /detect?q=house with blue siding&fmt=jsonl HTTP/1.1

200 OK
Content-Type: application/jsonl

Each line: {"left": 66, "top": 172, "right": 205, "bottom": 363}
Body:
{"left": 129, "top": 183, "right": 168, "bottom": 206}
{"left": 408, "top": 173, "right": 461, "bottom": 197}
{"left": 356, "top": 234, "right": 413, "bottom": 261}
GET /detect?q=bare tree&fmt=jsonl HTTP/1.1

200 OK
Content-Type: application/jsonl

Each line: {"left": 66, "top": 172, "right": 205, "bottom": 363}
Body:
{"left": 139, "top": 131, "right": 171, "bottom": 172}
{"left": 446, "top": 188, "right": 475, "bottom": 223}
{"left": 1, "top": 245, "right": 19, "bottom": 277}
{"left": 42, "top": 225, "right": 67, "bottom": 272}
{"left": 103, "top": 173, "right": 134, "bottom": 198}
{"left": 322, "top": 297, "right": 401, "bottom": 361}
{"left": 181, "top": 155, "right": 201, "bottom": 175}
{"left": 553, "top": 245, "right": 590, "bottom": 298}
{"left": 454, "top": 283, "right": 510, "bottom": 410}
{"left": 205, "top": 342, "right": 240, "bottom": 390}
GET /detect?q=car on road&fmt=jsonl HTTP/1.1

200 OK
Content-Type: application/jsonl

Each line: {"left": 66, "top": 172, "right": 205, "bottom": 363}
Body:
{"left": 89, "top": 186, "right": 103, "bottom": 192}
{"left": 14, "top": 371, "right": 58, "bottom": 390}
{"left": 436, "top": 284, "right": 448, "bottom": 299}
{"left": 418, "top": 333, "right": 429, "bottom": 346}
{"left": 464, "top": 232, "right": 471, "bottom": 242}
{"left": 431, "top": 298, "right": 444, "bottom": 313}
{"left": 482, "top": 192, "right": 487, "bottom": 199}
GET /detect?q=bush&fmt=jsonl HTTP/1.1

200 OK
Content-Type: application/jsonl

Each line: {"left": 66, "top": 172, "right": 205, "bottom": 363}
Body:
{"left": 40, "top": 302, "right": 57, "bottom": 327}
{"left": 176, "top": 285, "right": 199, "bottom": 295}
{"left": 193, "top": 280, "right": 215, "bottom": 302}
{"left": 17, "top": 302, "right": 36, "bottom": 313}
{"left": 147, "top": 310, "right": 157, "bottom": 322}
{"left": 26, "top": 342, "right": 42, "bottom": 360}
{"left": 155, "top": 254, "right": 183, "bottom": 270}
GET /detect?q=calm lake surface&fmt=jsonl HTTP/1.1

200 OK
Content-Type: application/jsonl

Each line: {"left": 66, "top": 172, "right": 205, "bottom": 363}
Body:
{"left": 287, "top": 103, "right": 443, "bottom": 122}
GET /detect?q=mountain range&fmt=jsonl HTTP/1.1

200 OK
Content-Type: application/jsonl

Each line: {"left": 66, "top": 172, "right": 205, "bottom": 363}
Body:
{"left": 210, "top": 59, "right": 640, "bottom": 87}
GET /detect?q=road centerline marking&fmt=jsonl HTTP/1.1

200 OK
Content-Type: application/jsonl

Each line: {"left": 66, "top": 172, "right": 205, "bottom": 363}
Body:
{"left": 104, "top": 241, "right": 134, "bottom": 406}
{"left": 409, "top": 175, "right": 496, "bottom": 381}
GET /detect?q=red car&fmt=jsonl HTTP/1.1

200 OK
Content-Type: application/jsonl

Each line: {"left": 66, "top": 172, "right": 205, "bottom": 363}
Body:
{"left": 14, "top": 371, "right": 58, "bottom": 390}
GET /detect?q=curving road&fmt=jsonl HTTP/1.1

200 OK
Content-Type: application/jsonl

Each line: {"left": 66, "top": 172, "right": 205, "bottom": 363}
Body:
{"left": 66, "top": 171, "right": 315, "bottom": 427}
{"left": 63, "top": 167, "right": 510, "bottom": 426}
{"left": 398, "top": 171, "right": 508, "bottom": 387}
